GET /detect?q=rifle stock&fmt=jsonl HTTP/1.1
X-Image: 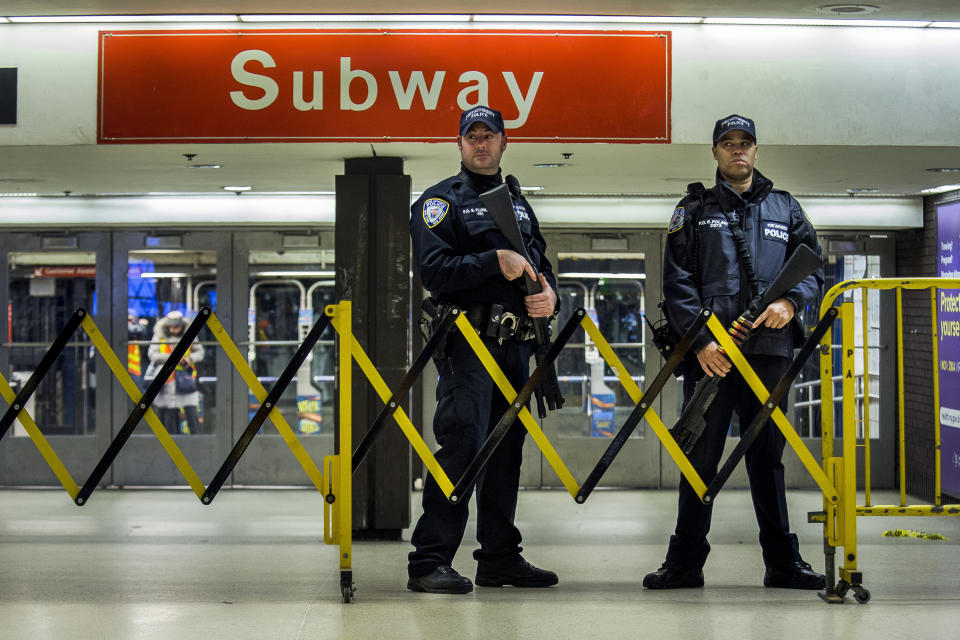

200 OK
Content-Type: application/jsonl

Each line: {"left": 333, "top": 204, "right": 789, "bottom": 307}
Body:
{"left": 480, "top": 181, "right": 564, "bottom": 417}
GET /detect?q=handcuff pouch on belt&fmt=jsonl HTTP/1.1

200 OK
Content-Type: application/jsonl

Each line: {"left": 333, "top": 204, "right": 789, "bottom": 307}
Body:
{"left": 421, "top": 298, "right": 538, "bottom": 360}
{"left": 468, "top": 303, "right": 532, "bottom": 345}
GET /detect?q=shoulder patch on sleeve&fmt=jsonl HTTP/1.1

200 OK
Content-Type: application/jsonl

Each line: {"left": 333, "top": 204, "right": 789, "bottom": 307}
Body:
{"left": 668, "top": 206, "right": 685, "bottom": 234}
{"left": 422, "top": 197, "right": 450, "bottom": 228}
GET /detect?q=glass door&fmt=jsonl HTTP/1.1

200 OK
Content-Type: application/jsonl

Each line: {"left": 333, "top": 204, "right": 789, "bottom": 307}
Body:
{"left": 230, "top": 231, "right": 336, "bottom": 485}
{"left": 803, "top": 235, "right": 897, "bottom": 489}
{"left": 534, "top": 231, "right": 667, "bottom": 488}
{"left": 110, "top": 230, "right": 231, "bottom": 486}
{"left": 0, "top": 232, "right": 113, "bottom": 486}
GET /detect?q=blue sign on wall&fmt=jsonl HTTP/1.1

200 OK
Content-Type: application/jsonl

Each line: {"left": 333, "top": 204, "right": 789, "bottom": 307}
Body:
{"left": 936, "top": 201, "right": 960, "bottom": 498}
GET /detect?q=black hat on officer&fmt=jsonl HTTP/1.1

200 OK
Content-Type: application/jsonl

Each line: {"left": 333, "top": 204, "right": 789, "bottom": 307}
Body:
{"left": 459, "top": 106, "right": 505, "bottom": 136}
{"left": 712, "top": 114, "right": 757, "bottom": 145}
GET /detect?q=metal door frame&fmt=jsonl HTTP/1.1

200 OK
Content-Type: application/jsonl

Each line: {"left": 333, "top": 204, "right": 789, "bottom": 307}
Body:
{"left": 819, "top": 234, "right": 897, "bottom": 489}
{"left": 0, "top": 231, "right": 113, "bottom": 485}
{"left": 535, "top": 230, "right": 667, "bottom": 489}
{"left": 110, "top": 230, "right": 233, "bottom": 486}
{"left": 231, "top": 229, "right": 336, "bottom": 486}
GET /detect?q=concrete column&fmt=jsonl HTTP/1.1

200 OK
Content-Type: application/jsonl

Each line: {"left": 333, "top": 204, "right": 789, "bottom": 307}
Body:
{"left": 335, "top": 157, "right": 411, "bottom": 538}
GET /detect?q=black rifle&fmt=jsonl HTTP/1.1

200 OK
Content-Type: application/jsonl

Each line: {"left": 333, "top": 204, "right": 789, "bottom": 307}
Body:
{"left": 669, "top": 243, "right": 823, "bottom": 453}
{"left": 479, "top": 177, "right": 564, "bottom": 418}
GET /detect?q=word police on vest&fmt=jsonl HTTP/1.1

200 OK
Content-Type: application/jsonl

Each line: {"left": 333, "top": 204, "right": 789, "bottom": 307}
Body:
{"left": 229, "top": 52, "right": 543, "bottom": 128}
{"left": 763, "top": 221, "right": 789, "bottom": 242}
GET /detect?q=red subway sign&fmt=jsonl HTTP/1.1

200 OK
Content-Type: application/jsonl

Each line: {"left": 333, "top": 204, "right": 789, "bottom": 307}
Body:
{"left": 98, "top": 29, "right": 671, "bottom": 144}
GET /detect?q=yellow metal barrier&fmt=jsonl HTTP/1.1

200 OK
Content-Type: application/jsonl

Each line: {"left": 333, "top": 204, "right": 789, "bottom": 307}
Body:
{"left": 4, "top": 295, "right": 890, "bottom": 605}
{"left": 396, "top": 306, "right": 832, "bottom": 508}
{"left": 0, "top": 305, "right": 358, "bottom": 602}
{"left": 817, "top": 278, "right": 960, "bottom": 604}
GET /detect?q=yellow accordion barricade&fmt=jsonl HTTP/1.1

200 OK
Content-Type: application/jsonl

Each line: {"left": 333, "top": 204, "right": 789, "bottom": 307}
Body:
{"left": 12, "top": 287, "right": 953, "bottom": 606}
{"left": 813, "top": 278, "right": 960, "bottom": 605}
{"left": 0, "top": 298, "right": 823, "bottom": 603}
{"left": 0, "top": 304, "right": 360, "bottom": 602}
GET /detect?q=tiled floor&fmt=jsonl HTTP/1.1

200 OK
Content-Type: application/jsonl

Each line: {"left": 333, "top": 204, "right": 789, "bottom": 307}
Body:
{"left": 1, "top": 487, "right": 958, "bottom": 639}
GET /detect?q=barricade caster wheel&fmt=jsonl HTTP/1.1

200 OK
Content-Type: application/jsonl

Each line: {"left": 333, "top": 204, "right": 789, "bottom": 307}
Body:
{"left": 834, "top": 579, "right": 850, "bottom": 598}
{"left": 341, "top": 582, "right": 356, "bottom": 603}
{"left": 852, "top": 586, "right": 871, "bottom": 604}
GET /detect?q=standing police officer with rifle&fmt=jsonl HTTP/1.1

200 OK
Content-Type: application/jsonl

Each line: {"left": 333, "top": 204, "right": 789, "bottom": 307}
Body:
{"left": 407, "top": 106, "right": 560, "bottom": 594}
{"left": 644, "top": 114, "right": 826, "bottom": 590}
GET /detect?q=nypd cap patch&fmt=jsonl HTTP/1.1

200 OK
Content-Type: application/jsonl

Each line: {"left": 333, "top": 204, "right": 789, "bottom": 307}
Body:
{"left": 423, "top": 197, "right": 450, "bottom": 228}
{"left": 668, "top": 206, "right": 685, "bottom": 234}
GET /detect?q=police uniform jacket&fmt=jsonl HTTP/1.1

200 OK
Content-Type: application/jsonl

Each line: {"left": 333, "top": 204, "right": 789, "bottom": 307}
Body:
{"left": 410, "top": 165, "right": 556, "bottom": 316}
{"left": 663, "top": 168, "right": 823, "bottom": 359}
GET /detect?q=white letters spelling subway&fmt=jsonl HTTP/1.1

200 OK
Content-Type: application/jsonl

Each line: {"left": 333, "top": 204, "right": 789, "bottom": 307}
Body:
{"left": 229, "top": 51, "right": 543, "bottom": 128}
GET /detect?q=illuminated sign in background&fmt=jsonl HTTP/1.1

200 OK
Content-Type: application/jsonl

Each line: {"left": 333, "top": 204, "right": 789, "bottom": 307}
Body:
{"left": 98, "top": 29, "right": 671, "bottom": 144}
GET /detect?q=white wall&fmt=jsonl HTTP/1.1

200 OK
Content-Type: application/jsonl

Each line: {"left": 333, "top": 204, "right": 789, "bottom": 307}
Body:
{"left": 2, "top": 20, "right": 959, "bottom": 147}
{"left": 670, "top": 25, "right": 960, "bottom": 146}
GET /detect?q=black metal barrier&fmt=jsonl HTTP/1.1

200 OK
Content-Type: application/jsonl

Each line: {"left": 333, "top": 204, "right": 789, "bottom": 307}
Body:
{"left": 202, "top": 312, "right": 334, "bottom": 504}
{"left": 575, "top": 309, "right": 710, "bottom": 504}
{"left": 0, "top": 308, "right": 88, "bottom": 441}
{"left": 0, "top": 306, "right": 338, "bottom": 508}
{"left": 76, "top": 308, "right": 212, "bottom": 506}
{"left": 351, "top": 305, "right": 460, "bottom": 473}
{"left": 448, "top": 308, "right": 585, "bottom": 504}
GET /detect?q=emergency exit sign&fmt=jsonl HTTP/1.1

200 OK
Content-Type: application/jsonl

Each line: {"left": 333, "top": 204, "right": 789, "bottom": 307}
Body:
{"left": 98, "top": 29, "right": 671, "bottom": 144}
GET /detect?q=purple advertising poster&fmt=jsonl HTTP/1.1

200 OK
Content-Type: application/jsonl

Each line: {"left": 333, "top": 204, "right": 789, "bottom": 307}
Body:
{"left": 937, "top": 201, "right": 960, "bottom": 498}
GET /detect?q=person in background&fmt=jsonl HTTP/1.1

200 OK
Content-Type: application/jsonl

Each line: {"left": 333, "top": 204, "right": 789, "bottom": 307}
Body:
{"left": 146, "top": 310, "right": 204, "bottom": 434}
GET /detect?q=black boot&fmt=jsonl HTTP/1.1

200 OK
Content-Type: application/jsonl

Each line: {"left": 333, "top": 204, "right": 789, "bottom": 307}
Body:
{"left": 407, "top": 565, "right": 473, "bottom": 594}
{"left": 763, "top": 561, "right": 825, "bottom": 589}
{"left": 642, "top": 561, "right": 704, "bottom": 589}
{"left": 475, "top": 555, "right": 558, "bottom": 588}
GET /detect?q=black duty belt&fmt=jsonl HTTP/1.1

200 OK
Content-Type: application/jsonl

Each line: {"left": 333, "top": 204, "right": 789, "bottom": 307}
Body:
{"left": 464, "top": 302, "right": 536, "bottom": 344}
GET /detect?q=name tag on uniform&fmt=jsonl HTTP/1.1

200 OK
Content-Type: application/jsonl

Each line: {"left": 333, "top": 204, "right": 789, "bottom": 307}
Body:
{"left": 698, "top": 217, "right": 729, "bottom": 230}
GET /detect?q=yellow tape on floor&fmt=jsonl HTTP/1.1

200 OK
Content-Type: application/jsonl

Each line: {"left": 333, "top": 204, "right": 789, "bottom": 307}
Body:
{"left": 881, "top": 529, "right": 951, "bottom": 541}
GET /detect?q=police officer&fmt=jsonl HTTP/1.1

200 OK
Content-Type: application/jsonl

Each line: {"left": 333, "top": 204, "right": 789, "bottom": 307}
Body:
{"left": 644, "top": 114, "right": 825, "bottom": 590}
{"left": 407, "top": 106, "right": 559, "bottom": 594}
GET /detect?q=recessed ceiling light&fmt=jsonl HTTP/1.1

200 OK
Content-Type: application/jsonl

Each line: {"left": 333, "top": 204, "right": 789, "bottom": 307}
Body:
{"left": 847, "top": 188, "right": 879, "bottom": 194}
{"left": 222, "top": 185, "right": 252, "bottom": 192}
{"left": 533, "top": 163, "right": 570, "bottom": 168}
{"left": 520, "top": 186, "right": 545, "bottom": 192}
{"left": 189, "top": 164, "right": 221, "bottom": 169}
{"left": 817, "top": 4, "right": 880, "bottom": 15}
{"left": 926, "top": 168, "right": 960, "bottom": 173}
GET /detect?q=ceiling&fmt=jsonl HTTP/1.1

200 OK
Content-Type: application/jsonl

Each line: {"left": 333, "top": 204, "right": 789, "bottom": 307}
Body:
{"left": 3, "top": 2, "right": 960, "bottom": 21}
{"left": 3, "top": 2, "right": 960, "bottom": 200}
